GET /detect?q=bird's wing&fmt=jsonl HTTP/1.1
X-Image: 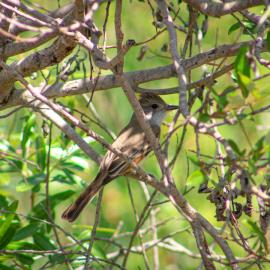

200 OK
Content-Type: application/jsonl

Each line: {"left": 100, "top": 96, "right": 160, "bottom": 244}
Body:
{"left": 101, "top": 121, "right": 160, "bottom": 180}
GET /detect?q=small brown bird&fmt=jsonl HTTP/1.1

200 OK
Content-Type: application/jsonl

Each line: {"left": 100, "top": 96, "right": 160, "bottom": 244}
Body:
{"left": 62, "top": 94, "right": 178, "bottom": 222}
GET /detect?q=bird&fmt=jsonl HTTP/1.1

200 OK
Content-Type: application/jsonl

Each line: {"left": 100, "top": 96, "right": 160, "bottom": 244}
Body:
{"left": 62, "top": 93, "right": 178, "bottom": 222}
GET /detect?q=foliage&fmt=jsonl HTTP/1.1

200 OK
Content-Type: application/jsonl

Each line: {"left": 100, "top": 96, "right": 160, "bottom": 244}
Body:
{"left": 0, "top": 0, "right": 270, "bottom": 269}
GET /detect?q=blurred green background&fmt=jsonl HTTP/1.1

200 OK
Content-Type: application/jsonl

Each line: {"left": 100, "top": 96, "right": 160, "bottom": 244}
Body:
{"left": 1, "top": 0, "right": 270, "bottom": 269}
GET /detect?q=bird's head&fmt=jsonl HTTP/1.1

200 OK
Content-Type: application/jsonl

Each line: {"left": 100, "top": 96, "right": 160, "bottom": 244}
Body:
{"left": 139, "top": 93, "right": 178, "bottom": 126}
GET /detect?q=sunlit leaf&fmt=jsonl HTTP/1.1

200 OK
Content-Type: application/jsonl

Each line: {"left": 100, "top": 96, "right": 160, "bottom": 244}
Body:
{"left": 35, "top": 135, "right": 46, "bottom": 172}
{"left": 187, "top": 170, "right": 207, "bottom": 186}
{"left": 21, "top": 114, "right": 36, "bottom": 158}
{"left": 228, "top": 21, "right": 256, "bottom": 35}
{"left": 237, "top": 73, "right": 255, "bottom": 98}
{"left": 0, "top": 140, "right": 16, "bottom": 152}
{"left": 50, "top": 147, "right": 66, "bottom": 159}
{"left": 187, "top": 153, "right": 200, "bottom": 166}
{"left": 234, "top": 45, "right": 250, "bottom": 77}
{"left": 73, "top": 224, "right": 116, "bottom": 236}
{"left": 7, "top": 241, "right": 38, "bottom": 251}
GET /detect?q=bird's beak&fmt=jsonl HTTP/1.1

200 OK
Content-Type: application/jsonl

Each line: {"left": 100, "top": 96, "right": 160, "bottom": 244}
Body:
{"left": 166, "top": 104, "right": 179, "bottom": 111}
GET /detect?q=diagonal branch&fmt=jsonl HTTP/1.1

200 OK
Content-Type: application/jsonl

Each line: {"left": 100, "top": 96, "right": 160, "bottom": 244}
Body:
{"left": 183, "top": 0, "right": 265, "bottom": 17}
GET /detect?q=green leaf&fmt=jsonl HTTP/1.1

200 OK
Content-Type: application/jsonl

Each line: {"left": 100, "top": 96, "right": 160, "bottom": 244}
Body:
{"left": 228, "top": 21, "right": 256, "bottom": 35}
{"left": 198, "top": 113, "right": 210, "bottom": 123}
{"left": 255, "top": 136, "right": 265, "bottom": 152}
{"left": 50, "top": 254, "right": 66, "bottom": 264}
{"left": 0, "top": 201, "right": 19, "bottom": 249}
{"left": 0, "top": 139, "right": 16, "bottom": 153}
{"left": 73, "top": 225, "right": 116, "bottom": 236}
{"left": 228, "top": 22, "right": 241, "bottom": 35}
{"left": 65, "top": 137, "right": 96, "bottom": 155}
{"left": 69, "top": 156, "right": 89, "bottom": 170}
{"left": 187, "top": 153, "right": 200, "bottom": 166}
{"left": 251, "top": 136, "right": 266, "bottom": 162}
{"left": 227, "top": 139, "right": 243, "bottom": 156}
{"left": 35, "top": 135, "right": 46, "bottom": 172}
{"left": 7, "top": 241, "right": 38, "bottom": 251}
{"left": 32, "top": 190, "right": 75, "bottom": 219}
{"left": 50, "top": 147, "right": 66, "bottom": 159}
{"left": 21, "top": 114, "right": 36, "bottom": 158}
{"left": 16, "top": 253, "right": 34, "bottom": 266}
{"left": 187, "top": 170, "right": 207, "bottom": 186}
{"left": 49, "top": 190, "right": 76, "bottom": 208}
{"left": 33, "top": 233, "right": 56, "bottom": 250}
{"left": 52, "top": 170, "right": 77, "bottom": 185}
{"left": 52, "top": 173, "right": 73, "bottom": 184}
{"left": 0, "top": 195, "right": 8, "bottom": 209}
{"left": 234, "top": 45, "right": 250, "bottom": 78}
{"left": 90, "top": 244, "right": 107, "bottom": 259}
{"left": 246, "top": 220, "right": 267, "bottom": 250}
{"left": 212, "top": 89, "right": 228, "bottom": 110}
{"left": 13, "top": 223, "right": 40, "bottom": 241}
{"left": 0, "top": 157, "right": 23, "bottom": 172}
{"left": 0, "top": 225, "right": 19, "bottom": 249}
{"left": 243, "top": 21, "right": 256, "bottom": 35}
{"left": 16, "top": 173, "right": 46, "bottom": 192}
{"left": 234, "top": 45, "right": 252, "bottom": 98}
{"left": 61, "top": 160, "right": 87, "bottom": 171}
{"left": 0, "top": 141, "right": 23, "bottom": 171}
{"left": 0, "top": 201, "right": 18, "bottom": 242}
{"left": 236, "top": 72, "right": 255, "bottom": 98}
{"left": 267, "top": 31, "right": 270, "bottom": 51}
{"left": 0, "top": 264, "right": 17, "bottom": 270}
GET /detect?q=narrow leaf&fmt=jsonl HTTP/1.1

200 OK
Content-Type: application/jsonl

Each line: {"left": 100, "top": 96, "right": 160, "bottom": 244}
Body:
{"left": 234, "top": 45, "right": 250, "bottom": 78}
{"left": 13, "top": 223, "right": 40, "bottom": 241}
{"left": 35, "top": 135, "right": 46, "bottom": 172}
{"left": 33, "top": 233, "right": 56, "bottom": 250}
{"left": 0, "top": 201, "right": 18, "bottom": 242}
{"left": 267, "top": 31, "right": 270, "bottom": 51}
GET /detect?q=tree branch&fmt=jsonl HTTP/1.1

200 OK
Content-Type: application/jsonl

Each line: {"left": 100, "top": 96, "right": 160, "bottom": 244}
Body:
{"left": 183, "top": 0, "right": 265, "bottom": 17}
{"left": 1, "top": 39, "right": 267, "bottom": 110}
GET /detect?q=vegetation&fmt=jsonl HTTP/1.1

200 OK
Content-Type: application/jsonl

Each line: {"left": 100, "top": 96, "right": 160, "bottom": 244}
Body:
{"left": 0, "top": 0, "right": 270, "bottom": 269}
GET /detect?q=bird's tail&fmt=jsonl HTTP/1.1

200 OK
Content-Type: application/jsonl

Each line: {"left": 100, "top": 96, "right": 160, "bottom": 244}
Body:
{"left": 62, "top": 172, "right": 107, "bottom": 222}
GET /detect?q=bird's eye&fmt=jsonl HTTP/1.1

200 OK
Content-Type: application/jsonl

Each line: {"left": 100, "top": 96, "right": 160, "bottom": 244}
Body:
{"left": 151, "top": 104, "right": 158, "bottom": 109}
